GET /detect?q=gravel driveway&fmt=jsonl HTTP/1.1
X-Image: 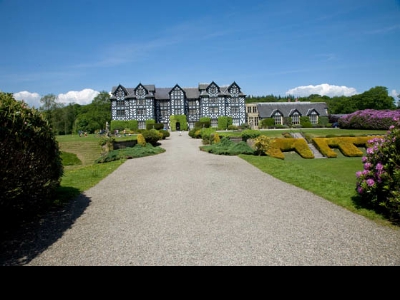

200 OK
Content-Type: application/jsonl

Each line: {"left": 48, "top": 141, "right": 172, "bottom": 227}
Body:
{"left": 5, "top": 131, "right": 400, "bottom": 266}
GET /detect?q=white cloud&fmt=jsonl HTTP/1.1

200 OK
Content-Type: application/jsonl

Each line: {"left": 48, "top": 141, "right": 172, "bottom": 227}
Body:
{"left": 13, "top": 89, "right": 100, "bottom": 108}
{"left": 286, "top": 84, "right": 358, "bottom": 97}
{"left": 391, "top": 89, "right": 399, "bottom": 99}
{"left": 13, "top": 91, "right": 41, "bottom": 108}
{"left": 57, "top": 89, "right": 100, "bottom": 105}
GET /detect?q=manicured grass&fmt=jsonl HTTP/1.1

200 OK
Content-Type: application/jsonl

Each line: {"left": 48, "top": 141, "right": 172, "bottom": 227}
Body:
{"left": 55, "top": 134, "right": 138, "bottom": 204}
{"left": 60, "top": 151, "right": 82, "bottom": 166}
{"left": 239, "top": 153, "right": 394, "bottom": 227}
{"left": 55, "top": 160, "right": 125, "bottom": 204}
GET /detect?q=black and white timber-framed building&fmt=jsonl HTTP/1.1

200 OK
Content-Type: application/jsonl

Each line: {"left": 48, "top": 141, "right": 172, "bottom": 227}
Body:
{"left": 110, "top": 82, "right": 246, "bottom": 130}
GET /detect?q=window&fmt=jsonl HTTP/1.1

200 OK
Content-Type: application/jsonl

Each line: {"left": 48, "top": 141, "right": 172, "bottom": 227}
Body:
{"left": 211, "top": 119, "right": 218, "bottom": 127}
{"left": 159, "top": 102, "right": 169, "bottom": 109}
{"left": 161, "top": 110, "right": 170, "bottom": 117}
{"left": 274, "top": 113, "right": 283, "bottom": 125}
{"left": 138, "top": 100, "right": 146, "bottom": 106}
{"left": 117, "top": 110, "right": 125, "bottom": 117}
{"left": 292, "top": 112, "right": 300, "bottom": 125}
{"left": 117, "top": 100, "right": 125, "bottom": 107}
{"left": 137, "top": 109, "right": 146, "bottom": 116}
{"left": 253, "top": 106, "right": 257, "bottom": 113}
{"left": 209, "top": 98, "right": 218, "bottom": 105}
{"left": 189, "top": 109, "right": 198, "bottom": 116}
{"left": 231, "top": 107, "right": 239, "bottom": 114}
{"left": 210, "top": 107, "right": 219, "bottom": 114}
{"left": 247, "top": 106, "right": 252, "bottom": 113}
{"left": 310, "top": 112, "right": 318, "bottom": 125}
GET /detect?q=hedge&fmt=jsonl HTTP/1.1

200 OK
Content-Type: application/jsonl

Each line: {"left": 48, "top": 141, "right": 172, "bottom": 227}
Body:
{"left": 312, "top": 136, "right": 384, "bottom": 158}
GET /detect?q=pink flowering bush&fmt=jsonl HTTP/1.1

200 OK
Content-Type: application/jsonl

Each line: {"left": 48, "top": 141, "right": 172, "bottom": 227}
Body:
{"left": 339, "top": 109, "right": 400, "bottom": 130}
{"left": 356, "top": 118, "right": 400, "bottom": 221}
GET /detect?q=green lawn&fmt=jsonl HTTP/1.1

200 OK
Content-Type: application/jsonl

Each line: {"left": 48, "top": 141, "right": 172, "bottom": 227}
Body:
{"left": 55, "top": 134, "right": 132, "bottom": 203}
{"left": 239, "top": 150, "right": 395, "bottom": 228}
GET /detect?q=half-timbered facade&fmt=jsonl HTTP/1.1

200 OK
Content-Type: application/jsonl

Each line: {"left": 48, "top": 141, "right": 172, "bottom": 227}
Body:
{"left": 110, "top": 82, "right": 246, "bottom": 129}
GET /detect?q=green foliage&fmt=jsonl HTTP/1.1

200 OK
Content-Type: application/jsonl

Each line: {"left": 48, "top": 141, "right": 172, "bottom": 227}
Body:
{"left": 145, "top": 119, "right": 156, "bottom": 130}
{"left": 318, "top": 116, "right": 330, "bottom": 127}
{"left": 300, "top": 116, "right": 313, "bottom": 128}
{"left": 159, "top": 130, "right": 170, "bottom": 139}
{"left": 260, "top": 118, "right": 275, "bottom": 129}
{"left": 200, "top": 117, "right": 211, "bottom": 123}
{"left": 95, "top": 144, "right": 165, "bottom": 163}
{"left": 0, "top": 93, "right": 64, "bottom": 225}
{"left": 201, "top": 137, "right": 255, "bottom": 155}
{"left": 356, "top": 120, "right": 400, "bottom": 222}
{"left": 61, "top": 151, "right": 82, "bottom": 166}
{"left": 201, "top": 128, "right": 217, "bottom": 145}
{"left": 170, "top": 115, "right": 188, "bottom": 131}
{"left": 137, "top": 134, "right": 146, "bottom": 146}
{"left": 111, "top": 120, "right": 138, "bottom": 131}
{"left": 218, "top": 116, "right": 233, "bottom": 130}
{"left": 142, "top": 129, "right": 162, "bottom": 146}
{"left": 194, "top": 121, "right": 211, "bottom": 129}
{"left": 73, "top": 91, "right": 111, "bottom": 134}
{"left": 242, "top": 130, "right": 262, "bottom": 142}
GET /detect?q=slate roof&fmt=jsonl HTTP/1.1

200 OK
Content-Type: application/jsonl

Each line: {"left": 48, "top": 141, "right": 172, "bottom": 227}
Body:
{"left": 110, "top": 82, "right": 245, "bottom": 100}
{"left": 257, "top": 102, "right": 329, "bottom": 118}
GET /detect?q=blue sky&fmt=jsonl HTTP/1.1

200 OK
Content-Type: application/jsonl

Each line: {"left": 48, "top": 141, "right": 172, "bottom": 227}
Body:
{"left": 1, "top": 0, "right": 399, "bottom": 108}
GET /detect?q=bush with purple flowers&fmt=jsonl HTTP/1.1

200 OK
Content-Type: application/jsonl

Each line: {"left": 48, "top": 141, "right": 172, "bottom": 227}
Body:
{"left": 339, "top": 109, "right": 400, "bottom": 130}
{"left": 356, "top": 118, "right": 400, "bottom": 221}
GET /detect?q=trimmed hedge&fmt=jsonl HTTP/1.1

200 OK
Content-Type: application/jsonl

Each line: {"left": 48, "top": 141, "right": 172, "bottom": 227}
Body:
{"left": 0, "top": 93, "right": 64, "bottom": 225}
{"left": 312, "top": 136, "right": 384, "bottom": 158}
{"left": 170, "top": 115, "right": 188, "bottom": 131}
{"left": 111, "top": 120, "right": 138, "bottom": 131}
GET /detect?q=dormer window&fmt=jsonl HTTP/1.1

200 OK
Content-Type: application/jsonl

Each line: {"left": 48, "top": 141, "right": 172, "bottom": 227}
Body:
{"left": 273, "top": 112, "right": 283, "bottom": 125}
{"left": 291, "top": 111, "right": 300, "bottom": 125}
{"left": 309, "top": 110, "right": 319, "bottom": 125}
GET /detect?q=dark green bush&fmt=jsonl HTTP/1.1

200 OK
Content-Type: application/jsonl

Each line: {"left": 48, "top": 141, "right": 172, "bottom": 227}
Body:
{"left": 242, "top": 130, "right": 262, "bottom": 142}
{"left": 200, "top": 137, "right": 255, "bottom": 155}
{"left": 260, "top": 118, "right": 274, "bottom": 129}
{"left": 0, "top": 93, "right": 63, "bottom": 225}
{"left": 142, "top": 129, "right": 162, "bottom": 146}
{"left": 159, "top": 130, "right": 170, "bottom": 139}
{"left": 95, "top": 144, "right": 165, "bottom": 163}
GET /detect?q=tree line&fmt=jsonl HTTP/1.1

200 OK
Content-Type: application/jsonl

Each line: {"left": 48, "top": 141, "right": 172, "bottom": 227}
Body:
{"left": 30, "top": 86, "right": 399, "bottom": 135}
{"left": 246, "top": 86, "right": 399, "bottom": 114}
{"left": 38, "top": 91, "right": 111, "bottom": 135}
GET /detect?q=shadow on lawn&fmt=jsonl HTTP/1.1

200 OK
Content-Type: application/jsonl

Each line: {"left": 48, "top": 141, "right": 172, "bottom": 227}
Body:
{"left": 352, "top": 194, "right": 400, "bottom": 227}
{"left": 0, "top": 188, "right": 90, "bottom": 266}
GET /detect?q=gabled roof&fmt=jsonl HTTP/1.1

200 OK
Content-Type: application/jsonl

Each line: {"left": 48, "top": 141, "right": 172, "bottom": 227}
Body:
{"left": 257, "top": 102, "right": 329, "bottom": 118}
{"left": 111, "top": 82, "right": 245, "bottom": 100}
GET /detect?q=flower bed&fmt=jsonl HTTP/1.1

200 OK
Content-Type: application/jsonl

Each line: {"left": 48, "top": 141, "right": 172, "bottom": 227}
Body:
{"left": 339, "top": 109, "right": 400, "bottom": 130}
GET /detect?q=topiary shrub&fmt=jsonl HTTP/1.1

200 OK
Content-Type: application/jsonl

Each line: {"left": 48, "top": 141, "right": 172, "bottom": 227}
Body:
{"left": 137, "top": 134, "right": 146, "bottom": 146}
{"left": 142, "top": 129, "right": 162, "bottom": 146}
{"left": 0, "top": 93, "right": 63, "bottom": 227}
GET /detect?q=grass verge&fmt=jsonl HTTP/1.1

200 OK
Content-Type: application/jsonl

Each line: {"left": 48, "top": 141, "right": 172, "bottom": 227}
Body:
{"left": 239, "top": 153, "right": 397, "bottom": 228}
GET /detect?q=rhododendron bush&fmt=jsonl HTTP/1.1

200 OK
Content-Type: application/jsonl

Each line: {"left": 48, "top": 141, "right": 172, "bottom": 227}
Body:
{"left": 356, "top": 118, "right": 400, "bottom": 221}
{"left": 339, "top": 109, "right": 400, "bottom": 130}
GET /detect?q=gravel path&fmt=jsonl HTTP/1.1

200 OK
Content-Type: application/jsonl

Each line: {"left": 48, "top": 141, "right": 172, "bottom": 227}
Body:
{"left": 15, "top": 132, "right": 400, "bottom": 265}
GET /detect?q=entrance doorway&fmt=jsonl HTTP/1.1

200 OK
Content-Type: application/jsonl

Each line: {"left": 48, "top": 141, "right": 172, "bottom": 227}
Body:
{"left": 176, "top": 122, "right": 181, "bottom": 131}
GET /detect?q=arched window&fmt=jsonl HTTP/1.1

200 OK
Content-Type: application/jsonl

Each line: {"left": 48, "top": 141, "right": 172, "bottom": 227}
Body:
{"left": 292, "top": 112, "right": 300, "bottom": 125}
{"left": 273, "top": 112, "right": 283, "bottom": 125}
{"left": 309, "top": 111, "right": 319, "bottom": 125}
